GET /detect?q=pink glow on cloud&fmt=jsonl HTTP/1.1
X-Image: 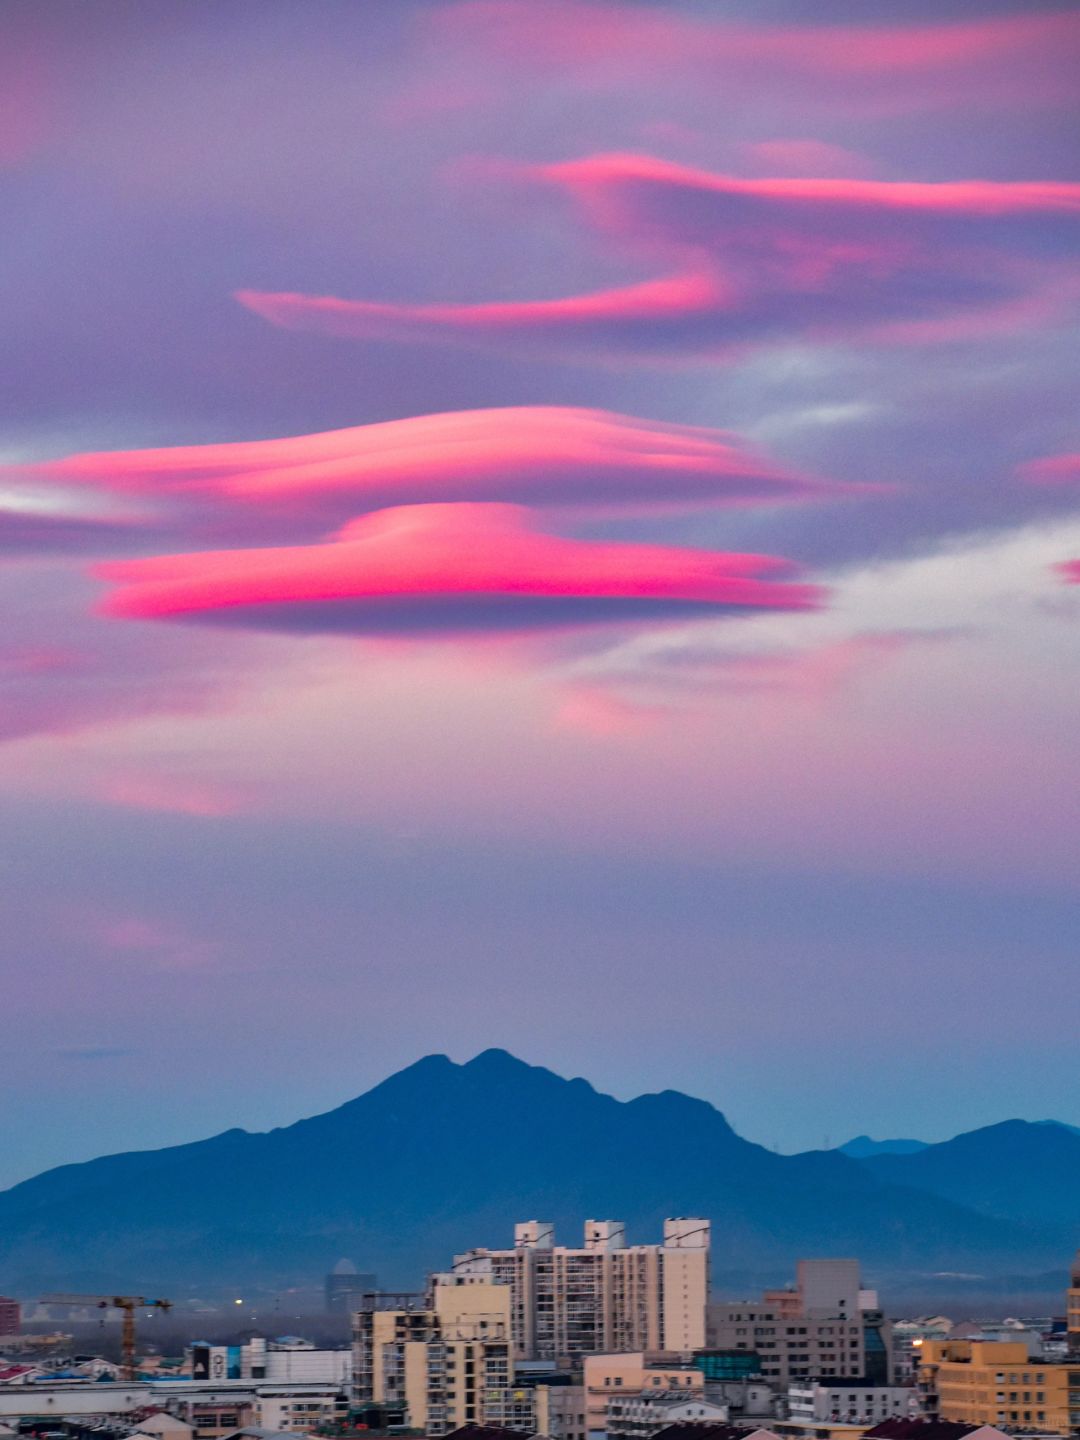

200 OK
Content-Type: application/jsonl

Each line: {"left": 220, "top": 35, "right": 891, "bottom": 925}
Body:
{"left": 237, "top": 155, "right": 1080, "bottom": 361}
{"left": 552, "top": 686, "right": 663, "bottom": 738}
{"left": 85, "top": 913, "right": 224, "bottom": 972}
{"left": 430, "top": 4, "right": 1080, "bottom": 111}
{"left": 236, "top": 272, "right": 729, "bottom": 353}
{"left": 99, "top": 773, "right": 257, "bottom": 818}
{"left": 1057, "top": 560, "right": 1080, "bottom": 584}
{"left": 35, "top": 406, "right": 861, "bottom": 518}
{"left": 96, "top": 502, "right": 822, "bottom": 634}
{"left": 539, "top": 153, "right": 1080, "bottom": 220}
{"left": 1019, "top": 452, "right": 1080, "bottom": 486}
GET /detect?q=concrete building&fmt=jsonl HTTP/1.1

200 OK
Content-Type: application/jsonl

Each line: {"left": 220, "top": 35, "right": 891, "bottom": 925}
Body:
{"left": 787, "top": 1380, "right": 916, "bottom": 1426}
{"left": 0, "top": 1377, "right": 345, "bottom": 1440}
{"left": 915, "top": 1340, "right": 1080, "bottom": 1433}
{"left": 582, "top": 1354, "right": 705, "bottom": 1440}
{"left": 1069, "top": 1251, "right": 1080, "bottom": 1359}
{"left": 0, "top": 1302, "right": 19, "bottom": 1338}
{"left": 453, "top": 1218, "right": 710, "bottom": 1362}
{"left": 351, "top": 1276, "right": 526, "bottom": 1435}
{"left": 606, "top": 1392, "right": 731, "bottom": 1439}
{"left": 251, "top": 1386, "right": 350, "bottom": 1432}
{"left": 708, "top": 1261, "right": 891, "bottom": 1388}
{"left": 189, "top": 1339, "right": 349, "bottom": 1386}
{"left": 536, "top": 1383, "right": 587, "bottom": 1440}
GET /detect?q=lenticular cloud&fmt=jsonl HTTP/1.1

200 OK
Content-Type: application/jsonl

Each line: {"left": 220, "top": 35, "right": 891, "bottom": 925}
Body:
{"left": 96, "top": 502, "right": 821, "bottom": 637}
{"left": 36, "top": 405, "right": 860, "bottom": 523}
{"left": 236, "top": 154, "right": 1080, "bottom": 359}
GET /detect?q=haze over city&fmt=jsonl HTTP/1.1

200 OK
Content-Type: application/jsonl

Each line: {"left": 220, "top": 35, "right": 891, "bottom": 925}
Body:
{"left": 2, "top": 0, "right": 1079, "bottom": 1204}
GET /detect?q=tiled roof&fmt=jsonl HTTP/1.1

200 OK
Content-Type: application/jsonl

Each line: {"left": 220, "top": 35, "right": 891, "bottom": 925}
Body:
{"left": 442, "top": 1427, "right": 532, "bottom": 1440}
{"left": 653, "top": 1425, "right": 775, "bottom": 1440}
{"left": 864, "top": 1422, "right": 982, "bottom": 1440}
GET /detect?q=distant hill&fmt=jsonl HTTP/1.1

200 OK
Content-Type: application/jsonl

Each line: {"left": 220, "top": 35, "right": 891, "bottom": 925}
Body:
{"left": 839, "top": 1136, "right": 929, "bottom": 1158}
{"left": 0, "top": 1050, "right": 1072, "bottom": 1297}
{"left": 849, "top": 1118, "right": 1080, "bottom": 1229}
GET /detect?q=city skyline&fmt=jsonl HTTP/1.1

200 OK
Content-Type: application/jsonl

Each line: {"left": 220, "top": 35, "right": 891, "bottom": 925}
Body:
{"left": 2, "top": 0, "right": 1079, "bottom": 1187}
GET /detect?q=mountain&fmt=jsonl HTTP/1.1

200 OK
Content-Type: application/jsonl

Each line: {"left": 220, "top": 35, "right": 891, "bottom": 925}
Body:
{"left": 850, "top": 1118, "right": 1080, "bottom": 1229}
{"left": 0, "top": 1051, "right": 1070, "bottom": 1297}
{"left": 839, "top": 1136, "right": 929, "bottom": 1158}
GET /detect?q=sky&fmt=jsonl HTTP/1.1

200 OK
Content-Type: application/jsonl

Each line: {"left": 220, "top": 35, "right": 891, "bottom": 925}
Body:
{"left": 2, "top": 0, "right": 1079, "bottom": 1189}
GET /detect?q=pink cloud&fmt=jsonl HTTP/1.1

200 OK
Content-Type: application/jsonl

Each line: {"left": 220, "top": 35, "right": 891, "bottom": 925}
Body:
{"left": 1019, "top": 452, "right": 1080, "bottom": 486}
{"left": 236, "top": 272, "right": 730, "bottom": 357}
{"left": 98, "top": 773, "right": 257, "bottom": 818}
{"left": 428, "top": 3, "right": 1080, "bottom": 114}
{"left": 0, "top": 591, "right": 268, "bottom": 745}
{"left": 84, "top": 913, "right": 224, "bottom": 972}
{"left": 238, "top": 154, "right": 1080, "bottom": 361}
{"left": 95, "top": 502, "right": 822, "bottom": 636}
{"left": 552, "top": 686, "right": 663, "bottom": 738}
{"left": 34, "top": 405, "right": 865, "bottom": 521}
{"left": 1057, "top": 560, "right": 1080, "bottom": 584}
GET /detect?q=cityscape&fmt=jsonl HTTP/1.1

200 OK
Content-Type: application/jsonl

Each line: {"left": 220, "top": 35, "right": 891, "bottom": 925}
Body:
{"left": 2, "top": 1225, "right": 1080, "bottom": 1440}
{"left": 2, "top": 1053, "right": 1080, "bottom": 1440}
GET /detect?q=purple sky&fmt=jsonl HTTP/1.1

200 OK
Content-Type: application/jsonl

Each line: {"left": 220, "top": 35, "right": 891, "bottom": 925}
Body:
{"left": 2, "top": 0, "right": 1079, "bottom": 1188}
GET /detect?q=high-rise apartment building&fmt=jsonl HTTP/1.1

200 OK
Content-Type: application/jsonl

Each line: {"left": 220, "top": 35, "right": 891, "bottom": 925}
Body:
{"left": 351, "top": 1276, "right": 527, "bottom": 1436}
{"left": 452, "top": 1217, "right": 710, "bottom": 1362}
{"left": 1068, "top": 1248, "right": 1080, "bottom": 1358}
{"left": 708, "top": 1259, "right": 891, "bottom": 1387}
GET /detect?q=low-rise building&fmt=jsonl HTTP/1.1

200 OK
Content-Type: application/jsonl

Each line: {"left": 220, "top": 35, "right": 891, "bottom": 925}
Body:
{"left": 787, "top": 1380, "right": 915, "bottom": 1426}
{"left": 709, "top": 1262, "right": 891, "bottom": 1390}
{"left": 583, "top": 1354, "right": 706, "bottom": 1440}
{"left": 915, "top": 1340, "right": 1080, "bottom": 1433}
{"left": 189, "top": 1339, "right": 350, "bottom": 1386}
{"left": 607, "top": 1392, "right": 730, "bottom": 1439}
{"left": 251, "top": 1387, "right": 349, "bottom": 1432}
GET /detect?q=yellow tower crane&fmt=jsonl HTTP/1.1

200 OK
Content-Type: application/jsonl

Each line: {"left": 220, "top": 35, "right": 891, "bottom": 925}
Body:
{"left": 39, "top": 1294, "right": 172, "bottom": 1380}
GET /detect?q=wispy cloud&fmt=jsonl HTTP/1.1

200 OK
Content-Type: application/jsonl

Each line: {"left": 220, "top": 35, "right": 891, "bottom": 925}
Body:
{"left": 237, "top": 155, "right": 1080, "bottom": 361}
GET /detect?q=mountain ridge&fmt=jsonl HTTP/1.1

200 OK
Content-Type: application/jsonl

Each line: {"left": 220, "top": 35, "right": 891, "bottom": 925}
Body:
{"left": 0, "top": 1050, "right": 1074, "bottom": 1296}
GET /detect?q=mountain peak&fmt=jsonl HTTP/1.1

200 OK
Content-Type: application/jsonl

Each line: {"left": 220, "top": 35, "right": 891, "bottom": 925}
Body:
{"left": 465, "top": 1047, "right": 527, "bottom": 1071}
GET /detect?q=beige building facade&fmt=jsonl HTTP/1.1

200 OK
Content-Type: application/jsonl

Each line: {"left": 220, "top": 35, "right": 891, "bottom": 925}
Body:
{"left": 916, "top": 1339, "right": 1080, "bottom": 1434}
{"left": 453, "top": 1217, "right": 710, "bottom": 1361}
{"left": 351, "top": 1276, "right": 523, "bottom": 1435}
{"left": 582, "top": 1352, "right": 705, "bottom": 1440}
{"left": 708, "top": 1260, "right": 888, "bottom": 1388}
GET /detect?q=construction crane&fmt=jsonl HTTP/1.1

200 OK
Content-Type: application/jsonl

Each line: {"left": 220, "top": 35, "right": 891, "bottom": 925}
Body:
{"left": 39, "top": 1294, "right": 172, "bottom": 1381}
